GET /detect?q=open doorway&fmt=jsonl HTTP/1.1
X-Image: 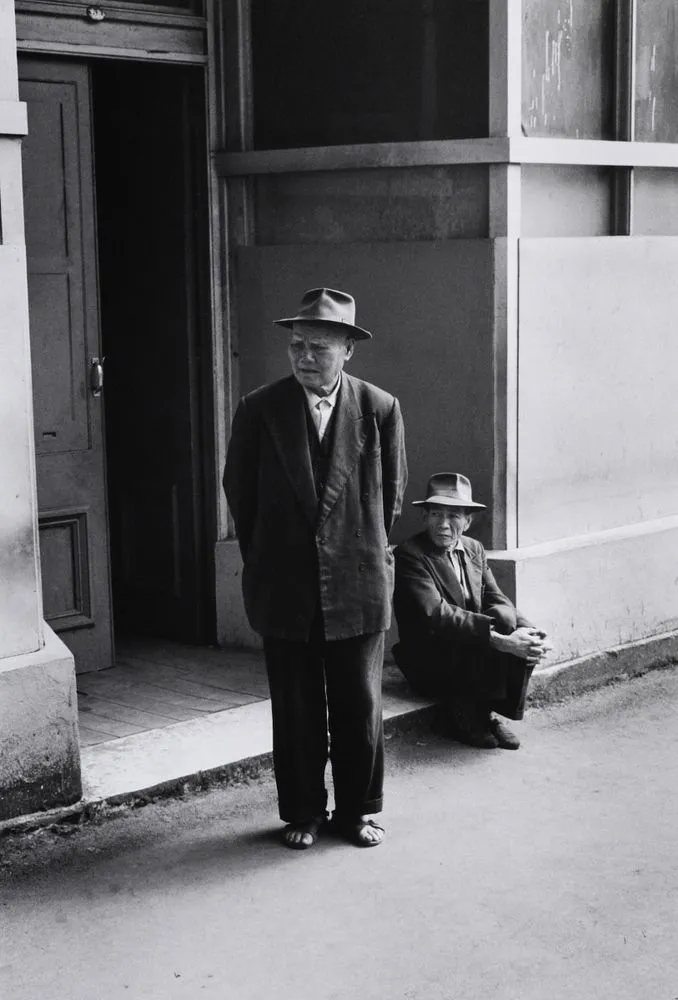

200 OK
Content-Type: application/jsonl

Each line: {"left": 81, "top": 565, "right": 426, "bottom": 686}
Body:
{"left": 93, "top": 60, "right": 215, "bottom": 648}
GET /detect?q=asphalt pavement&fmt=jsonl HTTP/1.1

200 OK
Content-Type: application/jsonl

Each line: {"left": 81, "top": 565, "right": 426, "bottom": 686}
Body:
{"left": 2, "top": 667, "right": 677, "bottom": 1000}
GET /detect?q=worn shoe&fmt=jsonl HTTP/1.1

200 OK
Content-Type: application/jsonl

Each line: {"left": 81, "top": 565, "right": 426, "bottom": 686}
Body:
{"left": 490, "top": 717, "right": 521, "bottom": 750}
{"left": 447, "top": 701, "right": 499, "bottom": 749}
{"left": 281, "top": 814, "right": 327, "bottom": 850}
{"left": 454, "top": 724, "right": 499, "bottom": 749}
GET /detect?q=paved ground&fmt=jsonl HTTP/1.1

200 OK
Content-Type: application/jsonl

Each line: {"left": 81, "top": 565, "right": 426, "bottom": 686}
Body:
{"left": 2, "top": 668, "right": 677, "bottom": 1000}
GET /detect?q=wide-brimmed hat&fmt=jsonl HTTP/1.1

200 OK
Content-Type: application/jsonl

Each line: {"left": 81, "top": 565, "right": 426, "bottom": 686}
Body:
{"left": 412, "top": 473, "right": 486, "bottom": 509}
{"left": 274, "top": 287, "right": 372, "bottom": 340}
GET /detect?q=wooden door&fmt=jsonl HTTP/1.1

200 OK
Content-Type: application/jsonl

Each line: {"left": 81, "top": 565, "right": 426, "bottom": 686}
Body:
{"left": 20, "top": 58, "right": 114, "bottom": 672}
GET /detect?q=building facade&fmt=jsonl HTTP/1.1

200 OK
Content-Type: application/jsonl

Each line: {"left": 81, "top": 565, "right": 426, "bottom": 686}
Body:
{"left": 1, "top": 0, "right": 677, "bottom": 820}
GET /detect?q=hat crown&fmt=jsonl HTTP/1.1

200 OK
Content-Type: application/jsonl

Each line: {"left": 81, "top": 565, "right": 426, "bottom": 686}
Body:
{"left": 426, "top": 473, "right": 474, "bottom": 504}
{"left": 411, "top": 472, "right": 486, "bottom": 509}
{"left": 295, "top": 287, "right": 356, "bottom": 327}
{"left": 274, "top": 287, "right": 373, "bottom": 339}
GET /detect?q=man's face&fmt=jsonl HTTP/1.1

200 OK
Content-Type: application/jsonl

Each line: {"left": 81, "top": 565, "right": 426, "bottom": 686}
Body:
{"left": 288, "top": 323, "right": 354, "bottom": 394}
{"left": 423, "top": 505, "right": 472, "bottom": 550}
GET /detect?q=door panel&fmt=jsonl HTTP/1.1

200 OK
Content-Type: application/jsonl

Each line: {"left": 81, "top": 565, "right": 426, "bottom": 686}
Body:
{"left": 20, "top": 59, "right": 113, "bottom": 671}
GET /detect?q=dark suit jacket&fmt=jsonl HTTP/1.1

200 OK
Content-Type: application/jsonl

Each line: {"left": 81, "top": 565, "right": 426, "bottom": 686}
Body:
{"left": 223, "top": 372, "right": 407, "bottom": 641}
{"left": 393, "top": 531, "right": 532, "bottom": 658}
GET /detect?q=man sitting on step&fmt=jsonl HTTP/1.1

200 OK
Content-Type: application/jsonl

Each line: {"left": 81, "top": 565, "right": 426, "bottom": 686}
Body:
{"left": 393, "top": 473, "right": 551, "bottom": 750}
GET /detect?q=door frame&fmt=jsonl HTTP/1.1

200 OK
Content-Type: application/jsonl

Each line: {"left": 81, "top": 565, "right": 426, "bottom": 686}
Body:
{"left": 16, "top": 2, "right": 226, "bottom": 648}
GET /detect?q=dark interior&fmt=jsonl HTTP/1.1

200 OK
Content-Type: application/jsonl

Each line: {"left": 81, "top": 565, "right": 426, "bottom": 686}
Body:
{"left": 93, "top": 61, "right": 215, "bottom": 644}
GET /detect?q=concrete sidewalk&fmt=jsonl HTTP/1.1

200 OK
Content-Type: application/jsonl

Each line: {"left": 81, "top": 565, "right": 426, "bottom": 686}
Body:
{"left": 3, "top": 665, "right": 678, "bottom": 1000}
{"left": 2, "top": 630, "right": 677, "bottom": 838}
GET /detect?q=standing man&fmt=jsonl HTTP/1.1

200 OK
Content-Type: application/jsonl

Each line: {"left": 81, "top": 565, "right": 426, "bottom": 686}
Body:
{"left": 224, "top": 287, "right": 407, "bottom": 850}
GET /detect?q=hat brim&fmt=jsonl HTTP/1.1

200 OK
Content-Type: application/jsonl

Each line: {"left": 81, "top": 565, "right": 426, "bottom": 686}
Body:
{"left": 274, "top": 317, "right": 372, "bottom": 340}
{"left": 412, "top": 497, "right": 486, "bottom": 509}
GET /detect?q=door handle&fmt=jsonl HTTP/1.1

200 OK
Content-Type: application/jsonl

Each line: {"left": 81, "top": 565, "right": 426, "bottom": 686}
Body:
{"left": 90, "top": 356, "right": 105, "bottom": 397}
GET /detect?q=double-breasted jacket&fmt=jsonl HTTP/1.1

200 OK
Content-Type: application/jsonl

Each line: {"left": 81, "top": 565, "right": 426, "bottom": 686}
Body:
{"left": 223, "top": 372, "right": 408, "bottom": 641}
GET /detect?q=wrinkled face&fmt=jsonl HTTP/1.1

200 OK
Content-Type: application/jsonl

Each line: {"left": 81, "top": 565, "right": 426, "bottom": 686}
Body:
{"left": 423, "top": 504, "right": 472, "bottom": 550}
{"left": 288, "top": 323, "right": 354, "bottom": 394}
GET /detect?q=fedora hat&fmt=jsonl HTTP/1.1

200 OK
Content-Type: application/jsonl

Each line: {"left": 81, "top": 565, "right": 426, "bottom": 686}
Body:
{"left": 412, "top": 473, "right": 486, "bottom": 509}
{"left": 274, "top": 287, "right": 372, "bottom": 340}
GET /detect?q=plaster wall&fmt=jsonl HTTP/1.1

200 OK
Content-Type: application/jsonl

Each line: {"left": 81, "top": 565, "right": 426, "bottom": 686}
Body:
{"left": 0, "top": 241, "right": 42, "bottom": 658}
{"left": 0, "top": 4, "right": 19, "bottom": 99}
{"left": 521, "top": 166, "right": 611, "bottom": 236}
{"left": 489, "top": 515, "right": 678, "bottom": 663}
{"left": 0, "top": 626, "right": 81, "bottom": 821}
{"left": 634, "top": 169, "right": 678, "bottom": 236}
{"left": 517, "top": 237, "right": 678, "bottom": 546}
{"left": 253, "top": 166, "right": 489, "bottom": 244}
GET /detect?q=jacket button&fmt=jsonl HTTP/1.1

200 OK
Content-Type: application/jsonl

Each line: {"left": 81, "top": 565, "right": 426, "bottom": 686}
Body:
{"left": 355, "top": 529, "right": 362, "bottom": 537}
{"left": 318, "top": 535, "right": 326, "bottom": 545}
{"left": 358, "top": 563, "right": 366, "bottom": 572}
{"left": 361, "top": 492, "right": 369, "bottom": 501}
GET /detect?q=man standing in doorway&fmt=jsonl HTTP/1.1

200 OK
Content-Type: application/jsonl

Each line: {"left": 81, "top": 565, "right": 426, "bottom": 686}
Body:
{"left": 224, "top": 287, "right": 407, "bottom": 850}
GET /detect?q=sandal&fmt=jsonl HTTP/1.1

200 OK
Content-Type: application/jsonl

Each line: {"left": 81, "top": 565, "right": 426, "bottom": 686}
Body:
{"left": 330, "top": 815, "right": 385, "bottom": 848}
{"left": 281, "top": 815, "right": 326, "bottom": 850}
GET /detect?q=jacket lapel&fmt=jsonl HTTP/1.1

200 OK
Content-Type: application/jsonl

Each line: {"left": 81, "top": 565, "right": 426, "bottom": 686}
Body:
{"left": 264, "top": 377, "right": 318, "bottom": 527}
{"left": 424, "top": 547, "right": 466, "bottom": 608}
{"left": 460, "top": 537, "right": 483, "bottom": 611}
{"left": 318, "top": 374, "right": 366, "bottom": 526}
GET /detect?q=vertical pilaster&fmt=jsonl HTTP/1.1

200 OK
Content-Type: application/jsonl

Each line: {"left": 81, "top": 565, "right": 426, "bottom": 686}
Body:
{"left": 0, "top": 3, "right": 81, "bottom": 821}
{"left": 488, "top": 0, "right": 522, "bottom": 550}
{"left": 613, "top": 0, "right": 637, "bottom": 234}
{"left": 213, "top": 0, "right": 255, "bottom": 540}
{"left": 0, "top": 3, "right": 41, "bottom": 657}
{"left": 489, "top": 167, "right": 521, "bottom": 551}
{"left": 488, "top": 0, "right": 522, "bottom": 138}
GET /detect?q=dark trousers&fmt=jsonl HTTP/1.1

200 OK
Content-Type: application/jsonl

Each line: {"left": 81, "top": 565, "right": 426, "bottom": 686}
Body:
{"left": 394, "top": 641, "right": 534, "bottom": 721}
{"left": 263, "top": 630, "right": 385, "bottom": 825}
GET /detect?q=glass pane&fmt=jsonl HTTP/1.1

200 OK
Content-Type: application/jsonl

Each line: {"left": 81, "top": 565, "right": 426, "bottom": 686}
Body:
{"left": 522, "top": 0, "right": 615, "bottom": 138}
{"left": 636, "top": 1, "right": 678, "bottom": 141}
{"left": 252, "top": 0, "right": 488, "bottom": 150}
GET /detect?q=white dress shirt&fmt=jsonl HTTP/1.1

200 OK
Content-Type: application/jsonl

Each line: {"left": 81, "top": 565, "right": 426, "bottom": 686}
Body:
{"left": 303, "top": 375, "right": 341, "bottom": 442}
{"left": 448, "top": 540, "right": 472, "bottom": 604}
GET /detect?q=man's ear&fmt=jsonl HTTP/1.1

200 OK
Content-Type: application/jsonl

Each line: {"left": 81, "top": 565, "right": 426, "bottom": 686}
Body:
{"left": 345, "top": 338, "right": 355, "bottom": 361}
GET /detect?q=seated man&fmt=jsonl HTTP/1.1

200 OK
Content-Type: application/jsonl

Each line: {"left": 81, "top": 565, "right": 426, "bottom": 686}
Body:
{"left": 393, "top": 473, "right": 550, "bottom": 750}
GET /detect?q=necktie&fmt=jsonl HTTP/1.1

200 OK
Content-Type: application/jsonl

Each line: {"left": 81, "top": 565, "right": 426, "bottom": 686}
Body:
{"left": 313, "top": 398, "right": 333, "bottom": 441}
{"left": 449, "top": 548, "right": 471, "bottom": 603}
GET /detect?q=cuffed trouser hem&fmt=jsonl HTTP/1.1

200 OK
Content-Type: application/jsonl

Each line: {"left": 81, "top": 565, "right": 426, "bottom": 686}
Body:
{"left": 278, "top": 805, "right": 328, "bottom": 825}
{"left": 333, "top": 796, "right": 383, "bottom": 818}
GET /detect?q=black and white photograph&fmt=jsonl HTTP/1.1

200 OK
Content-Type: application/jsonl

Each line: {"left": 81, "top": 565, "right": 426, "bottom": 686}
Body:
{"left": 1, "top": 2, "right": 677, "bottom": 998}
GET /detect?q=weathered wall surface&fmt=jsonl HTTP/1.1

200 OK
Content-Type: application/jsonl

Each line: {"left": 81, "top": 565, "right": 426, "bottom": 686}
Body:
{"left": 0, "top": 627, "right": 81, "bottom": 821}
{"left": 0, "top": 14, "right": 81, "bottom": 820}
{"left": 496, "top": 236, "right": 678, "bottom": 667}
{"left": 253, "top": 167, "right": 489, "bottom": 244}
{"left": 517, "top": 237, "right": 678, "bottom": 546}
{"left": 0, "top": 192, "right": 42, "bottom": 658}
{"left": 491, "top": 516, "right": 678, "bottom": 662}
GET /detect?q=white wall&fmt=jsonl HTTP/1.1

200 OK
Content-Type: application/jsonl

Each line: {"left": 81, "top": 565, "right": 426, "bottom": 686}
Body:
{"left": 517, "top": 237, "right": 678, "bottom": 546}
